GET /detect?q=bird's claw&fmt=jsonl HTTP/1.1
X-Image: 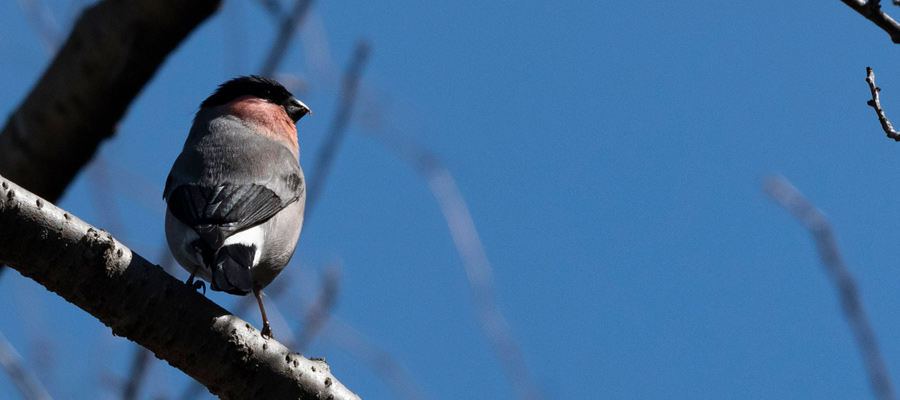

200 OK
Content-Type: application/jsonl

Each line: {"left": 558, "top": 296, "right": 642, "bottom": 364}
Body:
{"left": 193, "top": 280, "right": 207, "bottom": 295}
{"left": 260, "top": 323, "right": 273, "bottom": 339}
{"left": 186, "top": 276, "right": 206, "bottom": 295}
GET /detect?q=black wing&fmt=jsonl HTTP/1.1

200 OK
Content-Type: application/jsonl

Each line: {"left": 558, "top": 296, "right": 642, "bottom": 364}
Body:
{"left": 165, "top": 181, "right": 302, "bottom": 249}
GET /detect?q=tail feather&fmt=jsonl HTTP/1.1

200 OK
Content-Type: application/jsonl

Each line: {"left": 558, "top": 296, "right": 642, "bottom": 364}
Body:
{"left": 210, "top": 244, "right": 256, "bottom": 295}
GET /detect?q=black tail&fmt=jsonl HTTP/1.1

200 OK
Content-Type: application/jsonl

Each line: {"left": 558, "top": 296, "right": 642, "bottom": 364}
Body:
{"left": 209, "top": 244, "right": 256, "bottom": 295}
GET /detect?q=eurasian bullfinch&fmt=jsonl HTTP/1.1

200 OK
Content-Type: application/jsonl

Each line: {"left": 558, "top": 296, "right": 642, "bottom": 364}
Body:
{"left": 164, "top": 76, "right": 310, "bottom": 338}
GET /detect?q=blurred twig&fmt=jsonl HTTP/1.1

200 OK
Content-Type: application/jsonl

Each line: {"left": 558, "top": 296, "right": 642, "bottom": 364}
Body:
{"left": 87, "top": 159, "right": 126, "bottom": 237}
{"left": 369, "top": 130, "right": 542, "bottom": 400}
{"left": 259, "top": 0, "right": 316, "bottom": 78}
{"left": 324, "top": 318, "right": 429, "bottom": 400}
{"left": 0, "top": 330, "right": 53, "bottom": 400}
{"left": 295, "top": 265, "right": 341, "bottom": 351}
{"left": 865, "top": 67, "right": 900, "bottom": 141}
{"left": 842, "top": 0, "right": 900, "bottom": 43}
{"left": 299, "top": 28, "right": 538, "bottom": 399}
{"left": 121, "top": 248, "right": 175, "bottom": 400}
{"left": 764, "top": 176, "right": 898, "bottom": 400}
{"left": 121, "top": 347, "right": 151, "bottom": 400}
{"left": 306, "top": 41, "right": 371, "bottom": 216}
{"left": 256, "top": 0, "right": 283, "bottom": 17}
{"left": 14, "top": 0, "right": 63, "bottom": 55}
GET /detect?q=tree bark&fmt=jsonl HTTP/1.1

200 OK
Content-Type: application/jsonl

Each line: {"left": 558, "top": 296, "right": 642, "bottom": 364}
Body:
{"left": 0, "top": 174, "right": 359, "bottom": 400}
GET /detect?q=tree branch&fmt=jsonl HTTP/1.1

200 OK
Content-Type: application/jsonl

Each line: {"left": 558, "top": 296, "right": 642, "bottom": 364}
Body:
{"left": 370, "top": 131, "right": 542, "bottom": 400}
{"left": 14, "top": 0, "right": 64, "bottom": 55}
{"left": 255, "top": 0, "right": 283, "bottom": 19}
{"left": 865, "top": 67, "right": 900, "bottom": 140}
{"left": 296, "top": 265, "right": 341, "bottom": 351}
{"left": 259, "top": 0, "right": 315, "bottom": 78}
{"left": 764, "top": 176, "right": 898, "bottom": 400}
{"left": 121, "top": 346, "right": 151, "bottom": 400}
{"left": 0, "top": 174, "right": 359, "bottom": 400}
{"left": 0, "top": 0, "right": 221, "bottom": 202}
{"left": 306, "top": 41, "right": 370, "bottom": 217}
{"left": 842, "top": 0, "right": 900, "bottom": 43}
{"left": 323, "top": 319, "right": 429, "bottom": 400}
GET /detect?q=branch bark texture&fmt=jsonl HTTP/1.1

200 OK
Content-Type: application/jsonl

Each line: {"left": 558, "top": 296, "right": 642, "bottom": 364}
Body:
{"left": 0, "top": 0, "right": 221, "bottom": 201}
{"left": 865, "top": 67, "right": 900, "bottom": 140}
{"left": 0, "top": 174, "right": 359, "bottom": 400}
{"left": 842, "top": 0, "right": 900, "bottom": 43}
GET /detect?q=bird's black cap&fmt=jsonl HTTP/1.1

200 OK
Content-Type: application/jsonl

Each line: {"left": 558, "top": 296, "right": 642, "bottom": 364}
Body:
{"left": 201, "top": 75, "right": 310, "bottom": 122}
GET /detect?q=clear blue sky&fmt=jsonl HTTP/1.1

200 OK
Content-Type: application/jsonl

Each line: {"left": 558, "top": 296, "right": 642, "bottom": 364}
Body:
{"left": 2, "top": 1, "right": 900, "bottom": 399}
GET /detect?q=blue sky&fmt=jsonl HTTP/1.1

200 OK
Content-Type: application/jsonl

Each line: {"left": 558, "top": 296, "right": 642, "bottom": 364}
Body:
{"left": 3, "top": 0, "right": 900, "bottom": 399}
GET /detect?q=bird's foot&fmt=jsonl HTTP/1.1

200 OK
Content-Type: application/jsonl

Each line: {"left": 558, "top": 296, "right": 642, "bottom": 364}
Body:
{"left": 193, "top": 280, "right": 207, "bottom": 295}
{"left": 260, "top": 323, "right": 273, "bottom": 339}
{"left": 186, "top": 276, "right": 206, "bottom": 295}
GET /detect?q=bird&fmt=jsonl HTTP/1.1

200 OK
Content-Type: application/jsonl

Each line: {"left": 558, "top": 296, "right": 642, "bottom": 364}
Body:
{"left": 163, "top": 75, "right": 310, "bottom": 339}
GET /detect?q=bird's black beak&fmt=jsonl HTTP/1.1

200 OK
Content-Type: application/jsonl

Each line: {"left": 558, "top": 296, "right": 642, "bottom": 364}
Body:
{"left": 285, "top": 98, "right": 311, "bottom": 123}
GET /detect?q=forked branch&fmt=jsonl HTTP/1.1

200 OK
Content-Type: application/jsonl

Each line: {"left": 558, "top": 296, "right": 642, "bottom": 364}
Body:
{"left": 842, "top": 0, "right": 900, "bottom": 43}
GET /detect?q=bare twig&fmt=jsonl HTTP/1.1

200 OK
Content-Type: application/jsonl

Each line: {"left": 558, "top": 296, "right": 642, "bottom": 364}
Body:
{"left": 121, "top": 347, "right": 152, "bottom": 400}
{"left": 87, "top": 159, "right": 126, "bottom": 237}
{"left": 256, "top": 0, "right": 283, "bottom": 18}
{"left": 306, "top": 41, "right": 371, "bottom": 216}
{"left": 842, "top": 0, "right": 900, "bottom": 43}
{"left": 88, "top": 158, "right": 165, "bottom": 217}
{"left": 0, "top": 330, "right": 53, "bottom": 400}
{"left": 370, "top": 131, "right": 542, "bottom": 400}
{"left": 0, "top": 175, "right": 359, "bottom": 400}
{"left": 14, "top": 0, "right": 63, "bottom": 55}
{"left": 259, "top": 0, "right": 315, "bottom": 78}
{"left": 324, "top": 318, "right": 428, "bottom": 400}
{"left": 865, "top": 67, "right": 900, "bottom": 140}
{"left": 296, "top": 265, "right": 341, "bottom": 351}
{"left": 316, "top": 38, "right": 537, "bottom": 394}
{"left": 764, "top": 176, "right": 897, "bottom": 400}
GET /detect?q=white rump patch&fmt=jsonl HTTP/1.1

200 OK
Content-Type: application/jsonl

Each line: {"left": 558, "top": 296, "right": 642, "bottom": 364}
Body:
{"left": 224, "top": 226, "right": 265, "bottom": 267}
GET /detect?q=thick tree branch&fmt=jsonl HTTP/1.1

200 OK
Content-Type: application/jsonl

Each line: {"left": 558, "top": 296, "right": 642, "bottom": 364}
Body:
{"left": 0, "top": 174, "right": 359, "bottom": 400}
{"left": 764, "top": 176, "right": 898, "bottom": 400}
{"left": 0, "top": 0, "right": 221, "bottom": 202}
{"left": 865, "top": 67, "right": 900, "bottom": 140}
{"left": 842, "top": 0, "right": 900, "bottom": 43}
